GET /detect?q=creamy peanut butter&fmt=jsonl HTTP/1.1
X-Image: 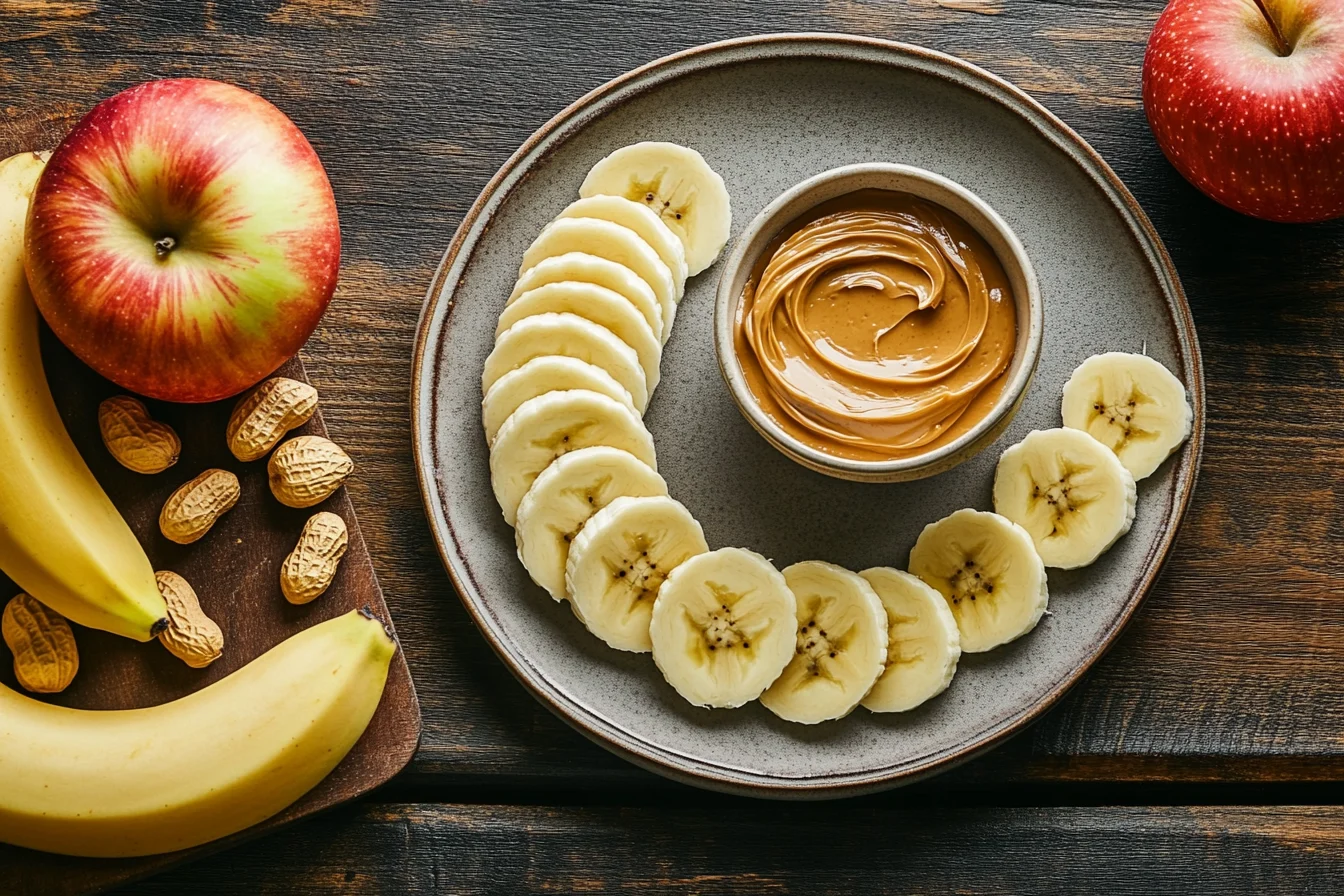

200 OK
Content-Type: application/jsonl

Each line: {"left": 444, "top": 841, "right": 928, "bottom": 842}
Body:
{"left": 735, "top": 190, "right": 1017, "bottom": 462}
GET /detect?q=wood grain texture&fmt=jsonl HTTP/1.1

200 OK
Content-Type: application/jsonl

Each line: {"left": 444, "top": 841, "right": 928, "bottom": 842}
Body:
{"left": 0, "top": 0, "right": 1340, "bottom": 802}
{"left": 120, "top": 802, "right": 1344, "bottom": 894}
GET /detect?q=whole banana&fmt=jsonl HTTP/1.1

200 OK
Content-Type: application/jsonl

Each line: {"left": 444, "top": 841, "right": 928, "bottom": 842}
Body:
{"left": 0, "top": 608, "right": 395, "bottom": 857}
{"left": 0, "top": 151, "right": 166, "bottom": 640}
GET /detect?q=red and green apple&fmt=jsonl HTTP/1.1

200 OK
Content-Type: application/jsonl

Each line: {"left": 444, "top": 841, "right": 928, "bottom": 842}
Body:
{"left": 1143, "top": 0, "right": 1344, "bottom": 223}
{"left": 24, "top": 78, "right": 340, "bottom": 403}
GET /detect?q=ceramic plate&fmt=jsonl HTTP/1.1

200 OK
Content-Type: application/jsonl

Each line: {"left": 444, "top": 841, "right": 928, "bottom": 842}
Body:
{"left": 412, "top": 34, "right": 1204, "bottom": 797}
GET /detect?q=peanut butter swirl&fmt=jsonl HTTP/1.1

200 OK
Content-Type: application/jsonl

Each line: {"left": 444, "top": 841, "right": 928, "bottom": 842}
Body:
{"left": 735, "top": 191, "right": 1017, "bottom": 462}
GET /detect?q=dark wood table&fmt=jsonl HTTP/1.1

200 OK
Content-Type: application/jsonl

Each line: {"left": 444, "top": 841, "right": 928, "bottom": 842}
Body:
{"left": 3, "top": 1, "right": 1343, "bottom": 892}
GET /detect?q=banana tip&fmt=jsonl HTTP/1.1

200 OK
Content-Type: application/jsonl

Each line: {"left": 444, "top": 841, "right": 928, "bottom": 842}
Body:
{"left": 358, "top": 605, "right": 396, "bottom": 645}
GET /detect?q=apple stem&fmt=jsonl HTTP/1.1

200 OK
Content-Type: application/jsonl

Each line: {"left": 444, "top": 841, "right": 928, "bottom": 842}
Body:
{"left": 154, "top": 236, "right": 177, "bottom": 259}
{"left": 1251, "top": 0, "right": 1291, "bottom": 56}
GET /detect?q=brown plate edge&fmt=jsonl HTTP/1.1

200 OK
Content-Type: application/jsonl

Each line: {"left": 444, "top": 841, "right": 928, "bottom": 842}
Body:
{"left": 409, "top": 33, "right": 1205, "bottom": 799}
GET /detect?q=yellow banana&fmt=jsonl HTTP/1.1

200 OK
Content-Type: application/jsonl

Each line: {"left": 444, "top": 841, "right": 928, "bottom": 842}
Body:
{"left": 0, "top": 151, "right": 166, "bottom": 640}
{"left": 0, "top": 608, "right": 395, "bottom": 857}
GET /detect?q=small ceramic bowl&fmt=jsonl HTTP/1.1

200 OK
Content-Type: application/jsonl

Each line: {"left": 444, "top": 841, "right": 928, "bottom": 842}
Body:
{"left": 714, "top": 163, "right": 1043, "bottom": 483}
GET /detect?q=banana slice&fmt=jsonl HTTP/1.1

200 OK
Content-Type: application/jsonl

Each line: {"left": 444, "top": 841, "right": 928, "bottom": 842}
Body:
{"left": 993, "top": 428, "right": 1138, "bottom": 569}
{"left": 510, "top": 252, "right": 667, "bottom": 345}
{"left": 857, "top": 568, "right": 961, "bottom": 713}
{"left": 1061, "top": 351, "right": 1192, "bottom": 481}
{"left": 514, "top": 446, "right": 668, "bottom": 602}
{"left": 580, "top": 141, "right": 732, "bottom": 277}
{"left": 649, "top": 548, "right": 797, "bottom": 709}
{"left": 519, "top": 218, "right": 677, "bottom": 344}
{"left": 496, "top": 282, "right": 661, "bottom": 396}
{"left": 556, "top": 196, "right": 688, "bottom": 299}
{"left": 482, "top": 312, "right": 649, "bottom": 413}
{"left": 489, "top": 390, "right": 655, "bottom": 525}
{"left": 908, "top": 509, "right": 1048, "bottom": 653}
{"left": 759, "top": 561, "right": 887, "bottom": 725}
{"left": 482, "top": 356, "right": 634, "bottom": 446}
{"left": 565, "top": 495, "right": 708, "bottom": 652}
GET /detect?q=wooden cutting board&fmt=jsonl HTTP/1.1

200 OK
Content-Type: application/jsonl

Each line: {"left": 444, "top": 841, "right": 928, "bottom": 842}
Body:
{"left": 0, "top": 330, "right": 421, "bottom": 895}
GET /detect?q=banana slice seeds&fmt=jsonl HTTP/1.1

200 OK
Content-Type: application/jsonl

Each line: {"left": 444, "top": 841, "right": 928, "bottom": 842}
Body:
{"left": 909, "top": 509, "right": 1048, "bottom": 654}
{"left": 650, "top": 548, "right": 796, "bottom": 709}
{"left": 760, "top": 561, "right": 888, "bottom": 725}
{"left": 1062, "top": 351, "right": 1192, "bottom": 481}
{"left": 993, "top": 428, "right": 1137, "bottom": 569}
{"left": 565, "top": 495, "right": 708, "bottom": 653}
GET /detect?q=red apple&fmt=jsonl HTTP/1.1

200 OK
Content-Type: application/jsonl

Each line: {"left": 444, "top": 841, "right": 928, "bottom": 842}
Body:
{"left": 1143, "top": 0, "right": 1344, "bottom": 222}
{"left": 24, "top": 79, "right": 340, "bottom": 402}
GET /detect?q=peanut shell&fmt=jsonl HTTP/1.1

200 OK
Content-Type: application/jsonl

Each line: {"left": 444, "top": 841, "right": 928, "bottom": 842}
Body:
{"left": 226, "top": 377, "right": 319, "bottom": 462}
{"left": 268, "top": 436, "right": 353, "bottom": 508}
{"left": 2, "top": 593, "right": 78, "bottom": 693}
{"left": 280, "top": 511, "right": 349, "bottom": 604}
{"left": 160, "top": 468, "right": 240, "bottom": 544}
{"left": 155, "top": 571, "right": 223, "bottom": 669}
{"left": 98, "top": 395, "right": 181, "bottom": 474}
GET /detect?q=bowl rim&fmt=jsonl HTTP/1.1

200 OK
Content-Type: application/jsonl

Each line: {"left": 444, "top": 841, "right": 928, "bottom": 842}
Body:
{"left": 713, "top": 162, "right": 1044, "bottom": 481}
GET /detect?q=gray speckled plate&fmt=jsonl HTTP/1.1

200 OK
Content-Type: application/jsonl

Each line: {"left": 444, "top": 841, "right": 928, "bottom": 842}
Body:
{"left": 412, "top": 34, "right": 1204, "bottom": 797}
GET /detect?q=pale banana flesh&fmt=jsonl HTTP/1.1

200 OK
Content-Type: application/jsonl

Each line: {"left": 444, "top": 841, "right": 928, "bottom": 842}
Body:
{"left": 993, "top": 428, "right": 1137, "bottom": 569}
{"left": 565, "top": 495, "right": 707, "bottom": 652}
{"left": 859, "top": 567, "right": 961, "bottom": 713}
{"left": 483, "top": 311, "right": 649, "bottom": 413}
{"left": 0, "top": 609, "right": 394, "bottom": 857}
{"left": 489, "top": 389, "right": 656, "bottom": 525}
{"left": 0, "top": 151, "right": 166, "bottom": 641}
{"left": 555, "top": 195, "right": 688, "bottom": 299}
{"left": 579, "top": 141, "right": 732, "bottom": 277}
{"left": 514, "top": 446, "right": 668, "bottom": 602}
{"left": 509, "top": 252, "right": 666, "bottom": 344}
{"left": 497, "top": 281, "right": 662, "bottom": 395}
{"left": 482, "top": 356, "right": 634, "bottom": 446}
{"left": 519, "top": 217, "right": 677, "bottom": 341}
{"left": 909, "top": 509, "right": 1048, "bottom": 653}
{"left": 1062, "top": 351, "right": 1192, "bottom": 481}
{"left": 760, "top": 561, "right": 888, "bottom": 725}
{"left": 650, "top": 548, "right": 797, "bottom": 709}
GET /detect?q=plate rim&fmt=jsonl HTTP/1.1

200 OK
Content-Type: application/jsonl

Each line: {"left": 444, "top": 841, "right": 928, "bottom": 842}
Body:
{"left": 410, "top": 32, "right": 1206, "bottom": 797}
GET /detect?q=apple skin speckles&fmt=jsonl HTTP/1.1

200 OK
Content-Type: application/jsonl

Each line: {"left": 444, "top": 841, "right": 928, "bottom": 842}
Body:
{"left": 1142, "top": 0, "right": 1344, "bottom": 223}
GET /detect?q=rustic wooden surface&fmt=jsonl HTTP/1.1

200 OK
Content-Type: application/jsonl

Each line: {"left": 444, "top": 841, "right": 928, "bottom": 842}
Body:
{"left": 126, "top": 803, "right": 1344, "bottom": 895}
{"left": 1, "top": 0, "right": 1342, "bottom": 891}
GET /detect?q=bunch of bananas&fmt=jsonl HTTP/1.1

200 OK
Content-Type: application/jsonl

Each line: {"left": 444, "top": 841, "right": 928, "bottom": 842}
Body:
{"left": 0, "top": 151, "right": 393, "bottom": 858}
